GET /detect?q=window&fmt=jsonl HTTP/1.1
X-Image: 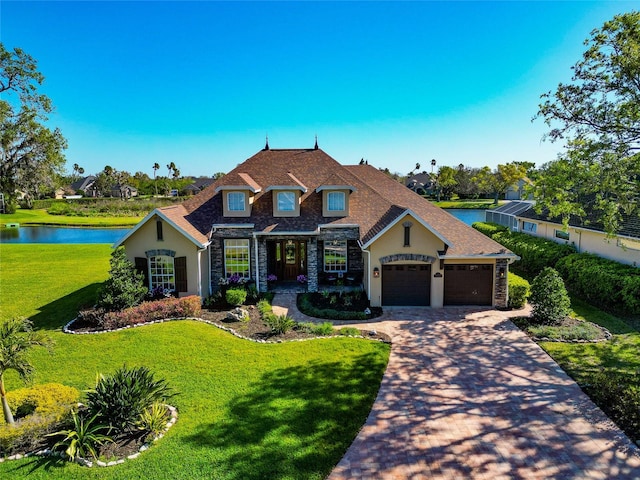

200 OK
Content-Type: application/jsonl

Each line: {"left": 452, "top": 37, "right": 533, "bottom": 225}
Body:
{"left": 522, "top": 221, "right": 537, "bottom": 233}
{"left": 403, "top": 221, "right": 413, "bottom": 247}
{"left": 156, "top": 220, "right": 163, "bottom": 241}
{"left": 324, "top": 240, "right": 347, "bottom": 272}
{"left": 555, "top": 229, "right": 570, "bottom": 240}
{"left": 149, "top": 255, "right": 175, "bottom": 292}
{"left": 224, "top": 239, "right": 250, "bottom": 278}
{"left": 277, "top": 191, "right": 295, "bottom": 211}
{"left": 227, "top": 192, "right": 245, "bottom": 212}
{"left": 327, "top": 191, "right": 345, "bottom": 211}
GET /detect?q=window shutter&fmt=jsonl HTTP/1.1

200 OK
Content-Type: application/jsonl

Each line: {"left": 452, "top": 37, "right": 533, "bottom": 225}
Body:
{"left": 134, "top": 257, "right": 149, "bottom": 287}
{"left": 175, "top": 256, "right": 188, "bottom": 292}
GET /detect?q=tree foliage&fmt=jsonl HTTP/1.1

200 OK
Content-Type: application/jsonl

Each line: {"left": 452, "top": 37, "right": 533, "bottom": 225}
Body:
{"left": 529, "top": 267, "right": 572, "bottom": 325}
{"left": 0, "top": 43, "right": 67, "bottom": 211}
{"left": 0, "top": 318, "right": 51, "bottom": 425}
{"left": 96, "top": 247, "right": 148, "bottom": 312}
{"left": 472, "top": 163, "right": 526, "bottom": 203}
{"left": 535, "top": 12, "right": 640, "bottom": 235}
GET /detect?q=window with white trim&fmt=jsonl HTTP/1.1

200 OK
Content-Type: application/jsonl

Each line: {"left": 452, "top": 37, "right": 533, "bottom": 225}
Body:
{"left": 324, "top": 240, "right": 347, "bottom": 272}
{"left": 224, "top": 239, "right": 250, "bottom": 278}
{"left": 327, "top": 191, "right": 345, "bottom": 211}
{"left": 227, "top": 192, "right": 246, "bottom": 212}
{"left": 149, "top": 255, "right": 175, "bottom": 291}
{"left": 277, "top": 191, "right": 295, "bottom": 211}
{"left": 522, "top": 221, "right": 537, "bottom": 233}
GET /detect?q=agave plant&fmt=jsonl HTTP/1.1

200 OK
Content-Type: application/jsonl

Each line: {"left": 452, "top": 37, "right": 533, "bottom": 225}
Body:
{"left": 49, "top": 410, "right": 113, "bottom": 460}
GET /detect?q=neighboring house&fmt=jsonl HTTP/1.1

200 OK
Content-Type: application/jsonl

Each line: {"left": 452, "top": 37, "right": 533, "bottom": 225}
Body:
{"left": 70, "top": 176, "right": 97, "bottom": 196}
{"left": 505, "top": 178, "right": 533, "bottom": 201}
{"left": 485, "top": 201, "right": 535, "bottom": 232}
{"left": 110, "top": 184, "right": 138, "bottom": 199}
{"left": 405, "top": 172, "right": 435, "bottom": 196}
{"left": 116, "top": 146, "right": 518, "bottom": 307}
{"left": 515, "top": 206, "right": 640, "bottom": 268}
{"left": 183, "top": 176, "right": 216, "bottom": 195}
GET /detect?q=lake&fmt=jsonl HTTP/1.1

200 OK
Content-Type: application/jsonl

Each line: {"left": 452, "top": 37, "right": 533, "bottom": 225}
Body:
{"left": 446, "top": 208, "right": 487, "bottom": 225}
{"left": 0, "top": 209, "right": 485, "bottom": 244}
{"left": 0, "top": 226, "right": 131, "bottom": 244}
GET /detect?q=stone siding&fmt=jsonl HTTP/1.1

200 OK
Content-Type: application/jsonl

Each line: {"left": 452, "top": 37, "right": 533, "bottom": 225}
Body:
{"left": 495, "top": 258, "right": 508, "bottom": 308}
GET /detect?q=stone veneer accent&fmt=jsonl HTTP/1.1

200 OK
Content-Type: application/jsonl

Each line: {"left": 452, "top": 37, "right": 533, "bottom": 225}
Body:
{"left": 378, "top": 253, "right": 436, "bottom": 264}
{"left": 494, "top": 258, "right": 509, "bottom": 308}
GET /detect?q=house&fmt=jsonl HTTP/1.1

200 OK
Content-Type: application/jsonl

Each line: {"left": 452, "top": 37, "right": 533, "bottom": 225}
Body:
{"left": 115, "top": 144, "right": 518, "bottom": 307}
{"left": 516, "top": 206, "right": 640, "bottom": 268}
{"left": 485, "top": 201, "right": 535, "bottom": 232}
{"left": 505, "top": 178, "right": 533, "bottom": 201}
{"left": 405, "top": 172, "right": 435, "bottom": 196}
{"left": 70, "top": 176, "right": 97, "bottom": 197}
{"left": 110, "top": 184, "right": 138, "bottom": 199}
{"left": 183, "top": 176, "right": 217, "bottom": 195}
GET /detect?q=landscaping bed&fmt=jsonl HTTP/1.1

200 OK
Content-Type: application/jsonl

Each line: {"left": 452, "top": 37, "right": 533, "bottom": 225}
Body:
{"left": 512, "top": 316, "right": 611, "bottom": 343}
{"left": 298, "top": 291, "right": 383, "bottom": 321}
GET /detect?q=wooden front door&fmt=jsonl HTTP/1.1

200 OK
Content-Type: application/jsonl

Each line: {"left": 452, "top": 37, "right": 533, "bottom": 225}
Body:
{"left": 279, "top": 240, "right": 307, "bottom": 281}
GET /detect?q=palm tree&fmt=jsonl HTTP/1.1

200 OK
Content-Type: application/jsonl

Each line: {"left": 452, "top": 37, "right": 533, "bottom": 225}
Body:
{"left": 0, "top": 318, "right": 51, "bottom": 425}
{"left": 152, "top": 162, "right": 160, "bottom": 196}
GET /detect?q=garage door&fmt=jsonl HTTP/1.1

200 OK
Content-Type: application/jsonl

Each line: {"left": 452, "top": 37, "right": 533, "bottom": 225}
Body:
{"left": 444, "top": 264, "right": 493, "bottom": 306}
{"left": 382, "top": 264, "right": 431, "bottom": 306}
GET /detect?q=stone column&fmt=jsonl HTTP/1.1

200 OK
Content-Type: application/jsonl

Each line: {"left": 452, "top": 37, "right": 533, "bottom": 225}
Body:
{"left": 494, "top": 258, "right": 509, "bottom": 309}
{"left": 307, "top": 238, "right": 318, "bottom": 292}
{"left": 258, "top": 239, "right": 268, "bottom": 293}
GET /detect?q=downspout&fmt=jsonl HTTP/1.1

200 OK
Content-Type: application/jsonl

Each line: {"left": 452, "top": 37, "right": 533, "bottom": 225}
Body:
{"left": 358, "top": 240, "right": 371, "bottom": 301}
{"left": 253, "top": 234, "right": 260, "bottom": 292}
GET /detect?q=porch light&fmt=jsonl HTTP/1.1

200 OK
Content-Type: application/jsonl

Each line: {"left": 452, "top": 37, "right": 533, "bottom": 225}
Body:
{"left": 499, "top": 266, "right": 506, "bottom": 278}
{"left": 373, "top": 267, "right": 380, "bottom": 278}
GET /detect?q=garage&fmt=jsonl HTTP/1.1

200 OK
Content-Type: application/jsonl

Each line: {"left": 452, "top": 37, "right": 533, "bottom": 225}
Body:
{"left": 382, "top": 264, "right": 431, "bottom": 306}
{"left": 444, "top": 264, "right": 494, "bottom": 305}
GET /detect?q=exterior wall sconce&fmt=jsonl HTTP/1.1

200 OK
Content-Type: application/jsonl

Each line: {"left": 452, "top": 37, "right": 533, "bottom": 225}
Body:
{"left": 499, "top": 266, "right": 506, "bottom": 278}
{"left": 373, "top": 267, "right": 380, "bottom": 278}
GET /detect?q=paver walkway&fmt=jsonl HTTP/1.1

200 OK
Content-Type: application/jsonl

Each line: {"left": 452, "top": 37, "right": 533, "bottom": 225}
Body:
{"left": 272, "top": 294, "right": 640, "bottom": 480}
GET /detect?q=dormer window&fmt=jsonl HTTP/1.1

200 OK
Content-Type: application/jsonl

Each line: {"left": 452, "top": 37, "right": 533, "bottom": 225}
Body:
{"left": 277, "top": 191, "right": 296, "bottom": 211}
{"left": 227, "top": 192, "right": 246, "bottom": 212}
{"left": 327, "top": 191, "right": 345, "bottom": 211}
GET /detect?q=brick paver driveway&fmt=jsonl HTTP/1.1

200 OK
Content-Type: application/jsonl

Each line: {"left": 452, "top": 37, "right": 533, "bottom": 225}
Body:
{"left": 320, "top": 305, "right": 640, "bottom": 479}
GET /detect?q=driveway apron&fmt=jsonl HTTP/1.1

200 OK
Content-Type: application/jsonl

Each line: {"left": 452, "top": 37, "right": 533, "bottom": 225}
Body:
{"left": 315, "top": 304, "right": 640, "bottom": 479}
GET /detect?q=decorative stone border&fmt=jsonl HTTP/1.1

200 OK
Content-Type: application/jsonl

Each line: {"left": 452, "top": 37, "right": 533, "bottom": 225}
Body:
{"left": 0, "top": 405, "right": 178, "bottom": 467}
{"left": 63, "top": 315, "right": 390, "bottom": 344}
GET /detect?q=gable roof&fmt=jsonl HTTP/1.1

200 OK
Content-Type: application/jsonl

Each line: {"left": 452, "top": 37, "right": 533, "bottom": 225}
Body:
{"left": 147, "top": 147, "right": 513, "bottom": 258}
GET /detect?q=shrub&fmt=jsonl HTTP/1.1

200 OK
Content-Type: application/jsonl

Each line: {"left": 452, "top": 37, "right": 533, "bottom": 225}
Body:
{"left": 137, "top": 402, "right": 169, "bottom": 438}
{"left": 265, "top": 314, "right": 296, "bottom": 335}
{"left": 49, "top": 411, "right": 113, "bottom": 460}
{"left": 3, "top": 383, "right": 80, "bottom": 425}
{"left": 312, "top": 322, "right": 335, "bottom": 336}
{"left": 492, "top": 231, "right": 576, "bottom": 275}
{"left": 583, "top": 371, "right": 640, "bottom": 442}
{"left": 338, "top": 327, "right": 361, "bottom": 336}
{"left": 508, "top": 273, "right": 530, "bottom": 309}
{"left": 297, "top": 294, "right": 369, "bottom": 321}
{"left": 225, "top": 288, "right": 247, "bottom": 306}
{"left": 0, "top": 383, "right": 80, "bottom": 456}
{"left": 203, "top": 291, "right": 224, "bottom": 310}
{"left": 529, "top": 267, "right": 571, "bottom": 325}
{"left": 472, "top": 221, "right": 507, "bottom": 238}
{"left": 556, "top": 253, "right": 640, "bottom": 315}
{"left": 96, "top": 247, "right": 148, "bottom": 311}
{"left": 101, "top": 296, "right": 201, "bottom": 330}
{"left": 85, "top": 365, "right": 175, "bottom": 434}
{"left": 256, "top": 299, "right": 273, "bottom": 317}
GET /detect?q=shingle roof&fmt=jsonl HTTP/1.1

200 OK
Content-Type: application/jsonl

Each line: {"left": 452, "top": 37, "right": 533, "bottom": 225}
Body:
{"left": 163, "top": 148, "right": 514, "bottom": 258}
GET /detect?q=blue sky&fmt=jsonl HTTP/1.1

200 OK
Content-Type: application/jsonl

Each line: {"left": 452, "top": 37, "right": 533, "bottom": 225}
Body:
{"left": 2, "top": 1, "right": 638, "bottom": 177}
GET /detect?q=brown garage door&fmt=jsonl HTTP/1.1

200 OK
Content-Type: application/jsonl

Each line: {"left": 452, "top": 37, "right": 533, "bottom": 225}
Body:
{"left": 444, "top": 264, "right": 493, "bottom": 305}
{"left": 382, "top": 264, "right": 431, "bottom": 306}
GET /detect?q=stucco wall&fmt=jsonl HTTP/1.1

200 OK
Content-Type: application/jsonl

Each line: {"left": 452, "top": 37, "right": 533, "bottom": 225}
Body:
{"left": 367, "top": 214, "right": 445, "bottom": 307}
{"left": 122, "top": 215, "right": 208, "bottom": 298}
{"left": 520, "top": 218, "right": 639, "bottom": 267}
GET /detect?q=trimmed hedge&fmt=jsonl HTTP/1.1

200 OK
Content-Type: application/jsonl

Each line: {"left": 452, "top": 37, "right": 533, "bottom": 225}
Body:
{"left": 492, "top": 231, "right": 576, "bottom": 275}
{"left": 471, "top": 221, "right": 507, "bottom": 238}
{"left": 507, "top": 272, "right": 530, "bottom": 309}
{"left": 556, "top": 253, "right": 640, "bottom": 315}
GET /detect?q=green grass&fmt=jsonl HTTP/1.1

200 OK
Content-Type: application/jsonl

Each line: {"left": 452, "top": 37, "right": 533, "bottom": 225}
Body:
{"left": 431, "top": 199, "right": 506, "bottom": 209}
{"left": 0, "top": 209, "right": 141, "bottom": 227}
{"left": 0, "top": 244, "right": 390, "bottom": 479}
{"left": 538, "top": 297, "right": 640, "bottom": 385}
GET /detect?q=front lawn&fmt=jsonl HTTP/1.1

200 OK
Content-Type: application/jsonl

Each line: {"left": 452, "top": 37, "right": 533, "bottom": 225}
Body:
{"left": 0, "top": 244, "right": 390, "bottom": 479}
